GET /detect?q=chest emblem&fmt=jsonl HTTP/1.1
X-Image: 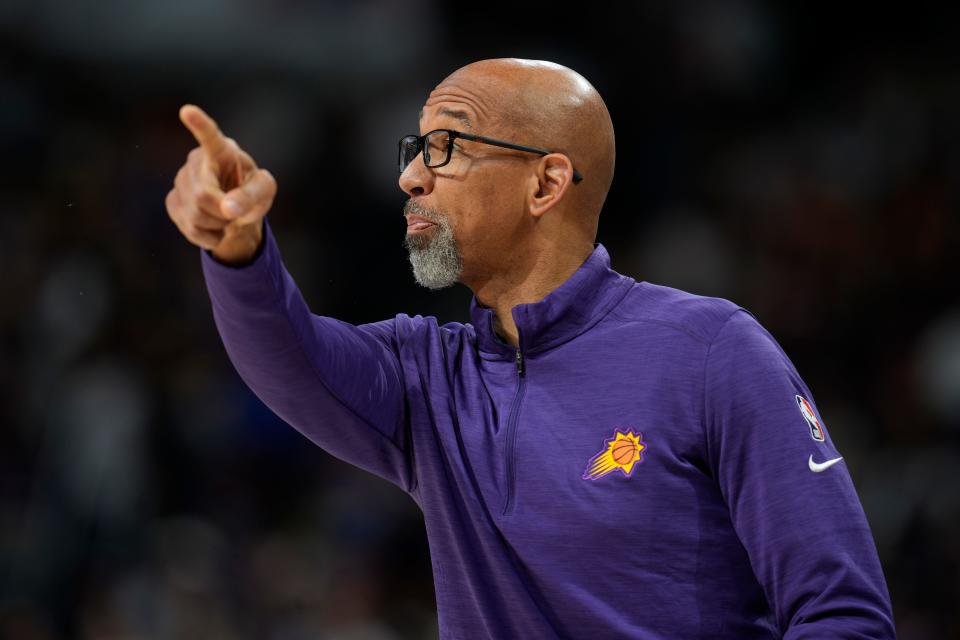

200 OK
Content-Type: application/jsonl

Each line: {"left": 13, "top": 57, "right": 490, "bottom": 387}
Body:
{"left": 582, "top": 430, "right": 646, "bottom": 480}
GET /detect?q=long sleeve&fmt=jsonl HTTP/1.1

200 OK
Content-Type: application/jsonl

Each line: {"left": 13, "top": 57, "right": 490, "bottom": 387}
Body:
{"left": 200, "top": 219, "right": 416, "bottom": 491}
{"left": 704, "top": 310, "right": 895, "bottom": 639}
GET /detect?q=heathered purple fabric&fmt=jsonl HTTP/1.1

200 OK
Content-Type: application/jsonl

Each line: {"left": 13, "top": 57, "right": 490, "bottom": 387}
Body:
{"left": 200, "top": 219, "right": 895, "bottom": 639}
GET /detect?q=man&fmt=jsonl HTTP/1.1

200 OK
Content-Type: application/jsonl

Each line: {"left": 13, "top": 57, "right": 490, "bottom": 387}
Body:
{"left": 166, "top": 59, "right": 896, "bottom": 638}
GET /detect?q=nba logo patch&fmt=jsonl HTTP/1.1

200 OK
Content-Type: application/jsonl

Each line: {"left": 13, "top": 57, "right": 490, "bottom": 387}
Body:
{"left": 796, "top": 395, "right": 825, "bottom": 442}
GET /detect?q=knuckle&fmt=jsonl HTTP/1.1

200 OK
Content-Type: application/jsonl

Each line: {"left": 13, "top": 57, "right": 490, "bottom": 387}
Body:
{"left": 199, "top": 155, "right": 215, "bottom": 174}
{"left": 182, "top": 219, "right": 198, "bottom": 235}
{"left": 183, "top": 208, "right": 203, "bottom": 226}
{"left": 174, "top": 167, "right": 189, "bottom": 190}
{"left": 173, "top": 215, "right": 189, "bottom": 236}
{"left": 223, "top": 138, "right": 241, "bottom": 158}
{"left": 261, "top": 169, "right": 277, "bottom": 192}
{"left": 196, "top": 189, "right": 220, "bottom": 210}
{"left": 248, "top": 172, "right": 275, "bottom": 205}
{"left": 239, "top": 149, "right": 257, "bottom": 169}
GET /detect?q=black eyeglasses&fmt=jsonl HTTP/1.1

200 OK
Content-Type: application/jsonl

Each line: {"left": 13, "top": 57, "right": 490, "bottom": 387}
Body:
{"left": 398, "top": 128, "right": 584, "bottom": 183}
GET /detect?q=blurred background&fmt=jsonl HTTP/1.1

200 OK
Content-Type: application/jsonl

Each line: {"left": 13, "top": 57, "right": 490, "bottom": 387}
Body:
{"left": 1, "top": 1, "right": 958, "bottom": 638}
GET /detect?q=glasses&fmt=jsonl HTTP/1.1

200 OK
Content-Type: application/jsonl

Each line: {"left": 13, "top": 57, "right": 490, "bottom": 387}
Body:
{"left": 398, "top": 128, "right": 584, "bottom": 183}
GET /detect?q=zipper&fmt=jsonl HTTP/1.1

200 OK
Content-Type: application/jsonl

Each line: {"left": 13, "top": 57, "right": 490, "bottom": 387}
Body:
{"left": 502, "top": 348, "right": 526, "bottom": 515}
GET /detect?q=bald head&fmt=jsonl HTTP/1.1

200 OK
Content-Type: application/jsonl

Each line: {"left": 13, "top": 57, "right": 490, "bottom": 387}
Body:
{"left": 427, "top": 59, "right": 615, "bottom": 226}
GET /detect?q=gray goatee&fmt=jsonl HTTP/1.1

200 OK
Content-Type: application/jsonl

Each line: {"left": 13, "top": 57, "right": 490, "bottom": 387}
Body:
{"left": 403, "top": 200, "right": 463, "bottom": 290}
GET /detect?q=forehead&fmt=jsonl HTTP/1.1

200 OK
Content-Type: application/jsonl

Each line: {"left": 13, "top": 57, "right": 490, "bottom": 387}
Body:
{"left": 418, "top": 73, "right": 503, "bottom": 131}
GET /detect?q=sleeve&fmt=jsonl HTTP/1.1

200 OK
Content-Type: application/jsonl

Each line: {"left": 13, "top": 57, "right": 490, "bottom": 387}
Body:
{"left": 703, "top": 309, "right": 896, "bottom": 639}
{"left": 200, "top": 218, "right": 416, "bottom": 491}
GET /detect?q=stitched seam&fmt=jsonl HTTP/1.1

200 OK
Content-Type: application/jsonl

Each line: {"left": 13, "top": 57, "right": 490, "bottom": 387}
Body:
{"left": 701, "top": 309, "right": 746, "bottom": 480}
{"left": 607, "top": 310, "right": 713, "bottom": 346}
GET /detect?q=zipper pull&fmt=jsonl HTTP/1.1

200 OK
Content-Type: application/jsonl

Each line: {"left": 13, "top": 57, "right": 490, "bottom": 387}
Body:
{"left": 515, "top": 350, "right": 525, "bottom": 377}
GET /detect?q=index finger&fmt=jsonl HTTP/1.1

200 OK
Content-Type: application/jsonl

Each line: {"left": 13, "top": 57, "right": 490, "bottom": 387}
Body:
{"left": 179, "top": 104, "right": 229, "bottom": 160}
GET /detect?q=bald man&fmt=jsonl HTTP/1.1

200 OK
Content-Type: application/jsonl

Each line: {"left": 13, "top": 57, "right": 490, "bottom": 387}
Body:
{"left": 166, "top": 59, "right": 895, "bottom": 638}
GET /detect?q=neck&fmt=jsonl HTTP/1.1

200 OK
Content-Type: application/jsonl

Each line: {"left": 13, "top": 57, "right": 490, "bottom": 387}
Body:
{"left": 468, "top": 241, "right": 594, "bottom": 348}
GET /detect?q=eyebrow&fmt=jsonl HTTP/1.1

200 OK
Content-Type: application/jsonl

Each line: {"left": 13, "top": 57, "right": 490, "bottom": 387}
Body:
{"left": 418, "top": 107, "right": 473, "bottom": 130}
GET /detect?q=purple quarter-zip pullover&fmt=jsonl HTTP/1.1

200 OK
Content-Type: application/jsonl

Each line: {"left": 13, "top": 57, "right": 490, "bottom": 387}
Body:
{"left": 200, "top": 219, "right": 895, "bottom": 639}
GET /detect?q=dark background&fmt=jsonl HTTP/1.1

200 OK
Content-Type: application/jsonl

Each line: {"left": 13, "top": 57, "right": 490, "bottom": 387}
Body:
{"left": 1, "top": 1, "right": 958, "bottom": 638}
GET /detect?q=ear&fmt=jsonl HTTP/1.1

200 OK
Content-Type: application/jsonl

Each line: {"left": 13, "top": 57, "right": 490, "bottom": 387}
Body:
{"left": 528, "top": 154, "right": 575, "bottom": 218}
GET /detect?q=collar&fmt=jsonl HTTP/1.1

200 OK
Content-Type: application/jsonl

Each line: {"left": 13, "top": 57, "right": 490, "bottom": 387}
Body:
{"left": 469, "top": 244, "right": 635, "bottom": 357}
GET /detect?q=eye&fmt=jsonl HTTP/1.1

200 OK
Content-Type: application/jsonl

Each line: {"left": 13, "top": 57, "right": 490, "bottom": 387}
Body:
{"left": 427, "top": 135, "right": 447, "bottom": 154}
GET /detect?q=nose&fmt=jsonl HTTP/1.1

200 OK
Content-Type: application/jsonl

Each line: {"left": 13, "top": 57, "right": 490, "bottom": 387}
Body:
{"left": 398, "top": 154, "right": 434, "bottom": 198}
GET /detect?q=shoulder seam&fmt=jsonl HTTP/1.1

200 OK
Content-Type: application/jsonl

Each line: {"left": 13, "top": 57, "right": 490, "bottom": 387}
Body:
{"left": 607, "top": 308, "right": 713, "bottom": 346}
{"left": 700, "top": 308, "right": 748, "bottom": 475}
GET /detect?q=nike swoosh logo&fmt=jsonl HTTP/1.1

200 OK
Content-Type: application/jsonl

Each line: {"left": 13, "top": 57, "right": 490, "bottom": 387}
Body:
{"left": 808, "top": 454, "right": 843, "bottom": 473}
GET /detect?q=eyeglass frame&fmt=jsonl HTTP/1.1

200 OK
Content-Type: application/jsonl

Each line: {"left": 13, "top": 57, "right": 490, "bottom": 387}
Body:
{"left": 398, "top": 128, "right": 584, "bottom": 184}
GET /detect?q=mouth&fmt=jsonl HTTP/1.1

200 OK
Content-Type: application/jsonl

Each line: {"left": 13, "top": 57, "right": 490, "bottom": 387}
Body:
{"left": 407, "top": 220, "right": 437, "bottom": 233}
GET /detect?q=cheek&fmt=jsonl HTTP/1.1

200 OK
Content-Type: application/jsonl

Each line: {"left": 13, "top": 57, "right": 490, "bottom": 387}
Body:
{"left": 447, "top": 204, "right": 478, "bottom": 247}
{"left": 473, "top": 175, "right": 523, "bottom": 223}
{"left": 455, "top": 205, "right": 517, "bottom": 266}
{"left": 441, "top": 173, "right": 528, "bottom": 252}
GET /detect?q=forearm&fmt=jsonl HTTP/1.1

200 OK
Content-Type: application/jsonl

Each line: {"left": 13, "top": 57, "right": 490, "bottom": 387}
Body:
{"left": 200, "top": 219, "right": 412, "bottom": 489}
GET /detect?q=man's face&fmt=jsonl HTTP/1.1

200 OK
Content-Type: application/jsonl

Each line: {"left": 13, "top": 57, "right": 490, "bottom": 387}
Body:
{"left": 399, "top": 73, "right": 534, "bottom": 290}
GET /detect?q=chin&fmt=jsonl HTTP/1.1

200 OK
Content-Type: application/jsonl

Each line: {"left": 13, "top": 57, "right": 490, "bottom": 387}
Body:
{"left": 403, "top": 233, "right": 430, "bottom": 251}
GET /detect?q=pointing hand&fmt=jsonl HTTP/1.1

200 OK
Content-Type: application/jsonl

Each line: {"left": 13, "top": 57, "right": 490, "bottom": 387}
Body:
{"left": 165, "top": 105, "right": 277, "bottom": 265}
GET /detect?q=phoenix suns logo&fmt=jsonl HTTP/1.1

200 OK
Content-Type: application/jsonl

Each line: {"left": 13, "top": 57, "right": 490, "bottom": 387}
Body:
{"left": 582, "top": 430, "right": 646, "bottom": 480}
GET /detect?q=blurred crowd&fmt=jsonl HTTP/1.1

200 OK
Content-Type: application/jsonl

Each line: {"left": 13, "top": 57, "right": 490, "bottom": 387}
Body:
{"left": 1, "top": 1, "right": 958, "bottom": 638}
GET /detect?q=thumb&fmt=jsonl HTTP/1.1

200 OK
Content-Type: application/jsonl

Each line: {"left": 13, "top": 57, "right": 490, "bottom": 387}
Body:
{"left": 220, "top": 168, "right": 277, "bottom": 221}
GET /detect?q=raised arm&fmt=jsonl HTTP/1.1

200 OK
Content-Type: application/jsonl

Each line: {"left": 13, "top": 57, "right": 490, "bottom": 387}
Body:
{"left": 704, "top": 310, "right": 895, "bottom": 639}
{"left": 165, "top": 106, "right": 414, "bottom": 491}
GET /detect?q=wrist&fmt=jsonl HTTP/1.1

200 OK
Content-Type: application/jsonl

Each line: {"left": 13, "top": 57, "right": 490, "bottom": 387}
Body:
{"left": 211, "top": 219, "right": 264, "bottom": 267}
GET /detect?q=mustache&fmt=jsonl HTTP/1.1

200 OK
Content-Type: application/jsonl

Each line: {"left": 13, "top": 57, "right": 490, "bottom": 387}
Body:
{"left": 404, "top": 199, "right": 444, "bottom": 224}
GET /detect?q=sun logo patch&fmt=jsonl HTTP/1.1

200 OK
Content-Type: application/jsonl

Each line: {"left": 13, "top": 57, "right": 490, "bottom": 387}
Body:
{"left": 796, "top": 395, "right": 825, "bottom": 442}
{"left": 582, "top": 430, "right": 646, "bottom": 481}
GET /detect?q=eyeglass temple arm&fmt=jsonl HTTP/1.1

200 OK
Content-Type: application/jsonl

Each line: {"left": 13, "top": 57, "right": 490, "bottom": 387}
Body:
{"left": 453, "top": 132, "right": 583, "bottom": 183}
